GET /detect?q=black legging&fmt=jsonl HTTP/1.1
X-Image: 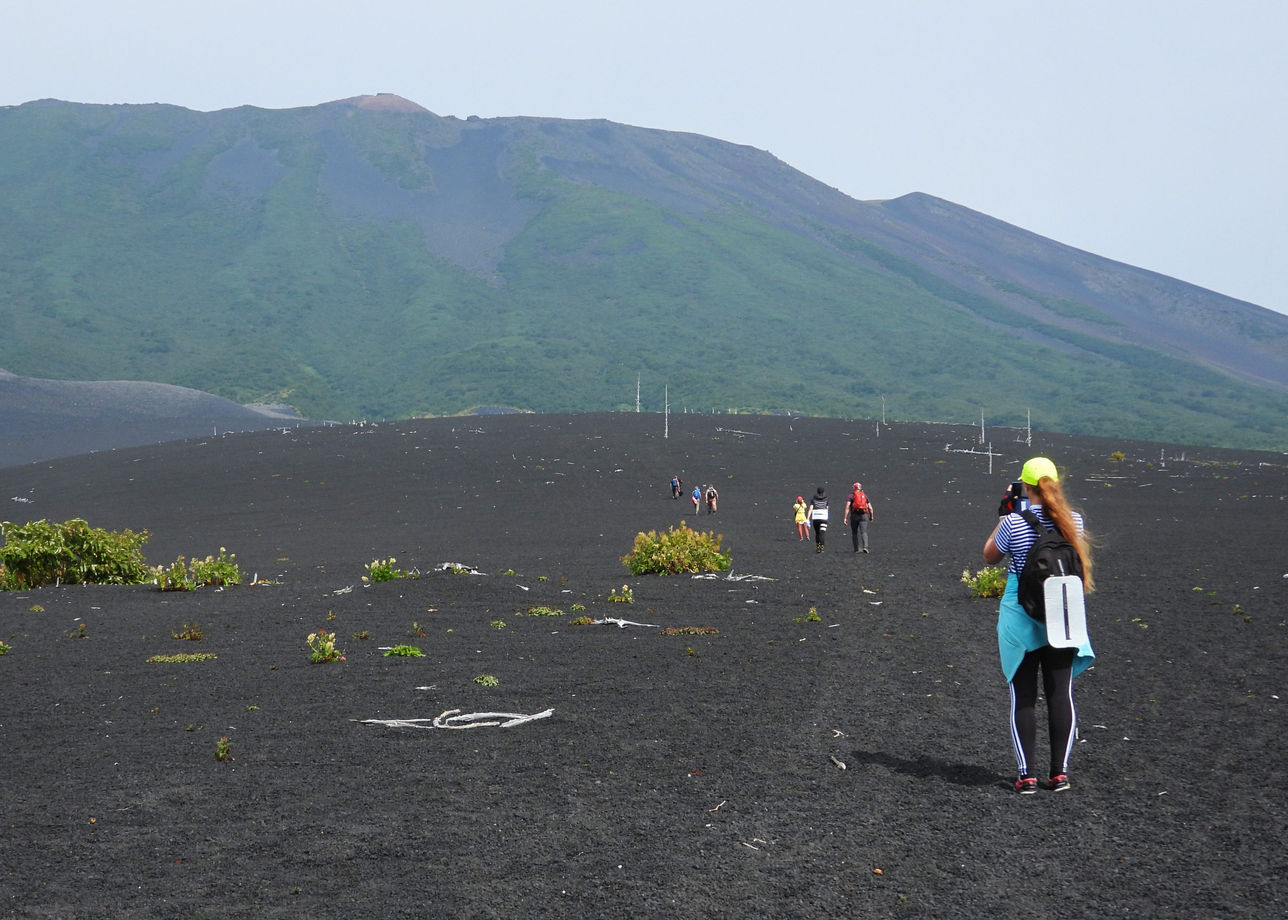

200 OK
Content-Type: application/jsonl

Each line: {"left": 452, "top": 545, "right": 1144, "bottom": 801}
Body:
{"left": 1008, "top": 645, "right": 1076, "bottom": 779}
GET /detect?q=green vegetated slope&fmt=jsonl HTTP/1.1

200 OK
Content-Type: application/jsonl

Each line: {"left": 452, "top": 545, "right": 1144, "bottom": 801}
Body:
{"left": 1, "top": 97, "right": 1287, "bottom": 449}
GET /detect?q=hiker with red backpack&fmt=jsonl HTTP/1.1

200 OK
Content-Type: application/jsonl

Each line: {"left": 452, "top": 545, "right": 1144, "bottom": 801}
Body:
{"left": 983, "top": 457, "right": 1095, "bottom": 796}
{"left": 844, "top": 481, "right": 875, "bottom": 553}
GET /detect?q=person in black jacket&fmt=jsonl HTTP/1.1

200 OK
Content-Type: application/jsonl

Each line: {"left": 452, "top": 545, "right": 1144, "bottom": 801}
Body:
{"left": 808, "top": 487, "right": 829, "bottom": 553}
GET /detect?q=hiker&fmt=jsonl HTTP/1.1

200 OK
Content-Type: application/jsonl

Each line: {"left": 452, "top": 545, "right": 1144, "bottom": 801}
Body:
{"left": 705, "top": 484, "right": 718, "bottom": 513}
{"left": 671, "top": 475, "right": 682, "bottom": 499}
{"left": 691, "top": 484, "right": 702, "bottom": 514}
{"left": 808, "top": 486, "right": 829, "bottom": 552}
{"left": 793, "top": 495, "right": 809, "bottom": 541}
{"left": 844, "top": 481, "right": 875, "bottom": 553}
{"left": 983, "top": 457, "right": 1095, "bottom": 795}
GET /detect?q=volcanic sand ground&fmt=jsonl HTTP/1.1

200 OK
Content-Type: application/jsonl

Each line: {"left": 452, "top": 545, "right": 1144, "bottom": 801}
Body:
{"left": 1, "top": 413, "right": 1285, "bottom": 918}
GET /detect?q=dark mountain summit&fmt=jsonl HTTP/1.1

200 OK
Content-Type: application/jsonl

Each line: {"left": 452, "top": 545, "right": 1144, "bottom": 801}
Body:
{"left": 1, "top": 95, "right": 1285, "bottom": 450}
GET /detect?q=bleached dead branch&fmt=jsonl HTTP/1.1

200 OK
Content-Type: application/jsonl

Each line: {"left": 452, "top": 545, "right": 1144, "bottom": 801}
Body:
{"left": 354, "top": 707, "right": 554, "bottom": 731}
{"left": 592, "top": 617, "right": 660, "bottom": 629}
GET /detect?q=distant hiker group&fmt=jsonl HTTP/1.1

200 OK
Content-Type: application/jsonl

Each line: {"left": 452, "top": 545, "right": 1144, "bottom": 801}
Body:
{"left": 671, "top": 475, "right": 718, "bottom": 514}
{"left": 793, "top": 481, "right": 876, "bottom": 553}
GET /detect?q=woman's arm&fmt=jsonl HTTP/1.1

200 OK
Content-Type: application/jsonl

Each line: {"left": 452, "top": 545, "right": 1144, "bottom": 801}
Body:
{"left": 983, "top": 518, "right": 1005, "bottom": 564}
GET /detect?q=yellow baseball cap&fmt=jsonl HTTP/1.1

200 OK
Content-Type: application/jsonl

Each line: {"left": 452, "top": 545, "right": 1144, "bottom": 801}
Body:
{"left": 1020, "top": 456, "right": 1059, "bottom": 485}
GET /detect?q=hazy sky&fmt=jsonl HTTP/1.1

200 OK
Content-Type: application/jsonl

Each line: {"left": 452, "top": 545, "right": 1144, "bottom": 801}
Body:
{"left": 4, "top": 0, "right": 1285, "bottom": 315}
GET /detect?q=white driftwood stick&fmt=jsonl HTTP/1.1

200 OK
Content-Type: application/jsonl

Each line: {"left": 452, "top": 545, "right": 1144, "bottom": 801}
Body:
{"left": 354, "top": 707, "right": 554, "bottom": 730}
{"left": 595, "top": 617, "right": 660, "bottom": 629}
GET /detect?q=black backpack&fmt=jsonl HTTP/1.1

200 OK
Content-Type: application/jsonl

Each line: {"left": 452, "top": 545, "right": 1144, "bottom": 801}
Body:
{"left": 1016, "top": 510, "right": 1083, "bottom": 621}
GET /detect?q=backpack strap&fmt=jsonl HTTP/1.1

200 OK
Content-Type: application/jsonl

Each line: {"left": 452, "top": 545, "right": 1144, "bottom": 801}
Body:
{"left": 1018, "top": 509, "right": 1050, "bottom": 536}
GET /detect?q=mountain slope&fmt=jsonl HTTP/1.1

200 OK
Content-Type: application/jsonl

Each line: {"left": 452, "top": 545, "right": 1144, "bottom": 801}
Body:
{"left": 0, "top": 369, "right": 303, "bottom": 467}
{"left": 1, "top": 95, "right": 1285, "bottom": 449}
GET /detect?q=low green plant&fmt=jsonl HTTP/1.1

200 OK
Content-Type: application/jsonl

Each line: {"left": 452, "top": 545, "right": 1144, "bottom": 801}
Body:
{"left": 622, "top": 521, "right": 732, "bottom": 575}
{"left": 490, "top": 620, "right": 506, "bottom": 629}
{"left": 410, "top": 621, "right": 428, "bottom": 638}
{"left": 473, "top": 673, "right": 499, "bottom": 687}
{"left": 569, "top": 616, "right": 596, "bottom": 626}
{"left": 147, "top": 652, "right": 217, "bottom": 663}
{"left": 0, "top": 518, "right": 151, "bottom": 590}
{"left": 608, "top": 584, "right": 634, "bottom": 604}
{"left": 570, "top": 603, "right": 586, "bottom": 612}
{"left": 307, "top": 630, "right": 345, "bottom": 663}
{"left": 172, "top": 622, "right": 204, "bottom": 641}
{"left": 153, "top": 558, "right": 194, "bottom": 591}
{"left": 353, "top": 630, "right": 371, "bottom": 640}
{"left": 153, "top": 548, "right": 243, "bottom": 590}
{"left": 28, "top": 604, "right": 44, "bottom": 613}
{"left": 383, "top": 644, "right": 425, "bottom": 658}
{"left": 659, "top": 626, "right": 719, "bottom": 636}
{"left": 214, "top": 737, "right": 234, "bottom": 762}
{"left": 524, "top": 605, "right": 563, "bottom": 617}
{"left": 1109, "top": 450, "right": 1126, "bottom": 462}
{"left": 793, "top": 606, "right": 822, "bottom": 623}
{"left": 363, "top": 557, "right": 409, "bottom": 582}
{"left": 961, "top": 566, "right": 1008, "bottom": 598}
{"left": 69, "top": 622, "right": 87, "bottom": 639}
{"left": 189, "top": 549, "right": 242, "bottom": 586}
{"left": 0, "top": 640, "right": 10, "bottom": 655}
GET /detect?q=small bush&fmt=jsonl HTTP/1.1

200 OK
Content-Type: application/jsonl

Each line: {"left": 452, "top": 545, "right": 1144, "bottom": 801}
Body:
{"left": 961, "top": 566, "right": 1008, "bottom": 598}
{"left": 523, "top": 605, "right": 563, "bottom": 617}
{"left": 153, "top": 548, "right": 242, "bottom": 591}
{"left": 0, "top": 518, "right": 151, "bottom": 590}
{"left": 608, "top": 584, "right": 634, "bottom": 603}
{"left": 172, "top": 622, "right": 204, "bottom": 641}
{"left": 363, "top": 558, "right": 411, "bottom": 582}
{"left": 621, "top": 521, "right": 731, "bottom": 575}
{"left": 147, "top": 652, "right": 217, "bottom": 663}
{"left": 383, "top": 645, "right": 425, "bottom": 658}
{"left": 153, "top": 558, "right": 194, "bottom": 591}
{"left": 569, "top": 616, "right": 596, "bottom": 626}
{"left": 214, "top": 737, "right": 234, "bottom": 762}
{"left": 189, "top": 549, "right": 242, "bottom": 586}
{"left": 473, "top": 674, "right": 499, "bottom": 687}
{"left": 307, "top": 630, "right": 345, "bottom": 663}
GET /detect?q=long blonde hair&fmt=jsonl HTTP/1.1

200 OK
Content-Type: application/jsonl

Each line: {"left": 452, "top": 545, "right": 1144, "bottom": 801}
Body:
{"left": 1029, "top": 476, "right": 1095, "bottom": 593}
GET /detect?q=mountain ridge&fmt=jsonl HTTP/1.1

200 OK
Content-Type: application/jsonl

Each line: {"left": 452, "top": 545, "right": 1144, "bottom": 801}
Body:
{"left": 1, "top": 95, "right": 1286, "bottom": 450}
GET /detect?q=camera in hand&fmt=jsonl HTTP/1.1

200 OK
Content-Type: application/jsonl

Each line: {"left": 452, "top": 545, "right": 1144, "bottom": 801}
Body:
{"left": 999, "top": 481, "right": 1029, "bottom": 516}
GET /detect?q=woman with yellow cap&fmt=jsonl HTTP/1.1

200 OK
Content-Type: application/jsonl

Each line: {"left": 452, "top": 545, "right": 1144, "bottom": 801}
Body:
{"left": 983, "top": 457, "right": 1095, "bottom": 795}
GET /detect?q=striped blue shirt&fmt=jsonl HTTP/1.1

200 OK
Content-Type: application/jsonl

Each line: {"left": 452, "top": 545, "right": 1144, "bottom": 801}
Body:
{"left": 994, "top": 505, "right": 1084, "bottom": 574}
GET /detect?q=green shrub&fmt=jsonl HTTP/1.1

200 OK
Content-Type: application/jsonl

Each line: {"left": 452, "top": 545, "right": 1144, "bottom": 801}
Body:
{"left": 961, "top": 566, "right": 1008, "bottom": 598}
{"left": 383, "top": 644, "right": 425, "bottom": 658}
{"left": 189, "top": 549, "right": 242, "bottom": 586}
{"left": 147, "top": 652, "right": 217, "bottom": 663}
{"left": 0, "top": 519, "right": 151, "bottom": 590}
{"left": 153, "top": 557, "right": 195, "bottom": 591}
{"left": 621, "top": 521, "right": 731, "bottom": 575}
{"left": 307, "top": 630, "right": 345, "bottom": 663}
{"left": 363, "top": 557, "right": 411, "bottom": 582}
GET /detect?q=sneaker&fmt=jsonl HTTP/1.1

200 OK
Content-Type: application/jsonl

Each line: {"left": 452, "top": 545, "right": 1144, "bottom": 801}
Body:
{"left": 862, "top": 548, "right": 870, "bottom": 554}
{"left": 1047, "top": 774, "right": 1071, "bottom": 792}
{"left": 1014, "top": 776, "right": 1038, "bottom": 795}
